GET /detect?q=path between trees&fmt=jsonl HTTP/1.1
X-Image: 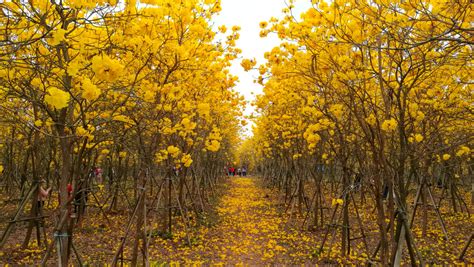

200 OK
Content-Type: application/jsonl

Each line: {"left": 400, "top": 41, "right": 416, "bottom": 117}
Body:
{"left": 150, "top": 176, "right": 322, "bottom": 265}
{"left": 206, "top": 176, "right": 294, "bottom": 263}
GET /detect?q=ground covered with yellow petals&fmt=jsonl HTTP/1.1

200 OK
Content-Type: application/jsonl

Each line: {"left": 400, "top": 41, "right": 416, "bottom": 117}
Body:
{"left": 1, "top": 177, "right": 320, "bottom": 265}
{"left": 147, "top": 176, "right": 321, "bottom": 265}
{"left": 200, "top": 177, "right": 315, "bottom": 264}
{"left": 1, "top": 176, "right": 473, "bottom": 265}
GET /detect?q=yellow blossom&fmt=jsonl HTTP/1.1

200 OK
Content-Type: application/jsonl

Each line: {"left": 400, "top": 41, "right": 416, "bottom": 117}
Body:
{"left": 329, "top": 104, "right": 344, "bottom": 119}
{"left": 197, "top": 103, "right": 210, "bottom": 117}
{"left": 365, "top": 114, "right": 377, "bottom": 126}
{"left": 206, "top": 140, "right": 221, "bottom": 152}
{"left": 44, "top": 87, "right": 70, "bottom": 109}
{"left": 91, "top": 54, "right": 124, "bottom": 82}
{"left": 181, "top": 154, "right": 193, "bottom": 167}
{"left": 381, "top": 118, "right": 397, "bottom": 132}
{"left": 50, "top": 28, "right": 67, "bottom": 45}
{"left": 76, "top": 126, "right": 88, "bottom": 136}
{"left": 414, "top": 134, "right": 424, "bottom": 142}
{"left": 442, "top": 154, "right": 451, "bottom": 161}
{"left": 456, "top": 146, "right": 470, "bottom": 157}
{"left": 241, "top": 58, "right": 256, "bottom": 71}
{"left": 331, "top": 198, "right": 344, "bottom": 206}
{"left": 218, "top": 25, "right": 227, "bottom": 33}
{"left": 167, "top": 146, "right": 181, "bottom": 158}
{"left": 155, "top": 150, "right": 168, "bottom": 163}
{"left": 81, "top": 78, "right": 101, "bottom": 101}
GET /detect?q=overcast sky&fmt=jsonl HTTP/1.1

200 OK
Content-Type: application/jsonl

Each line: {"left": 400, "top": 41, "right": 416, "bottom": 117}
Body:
{"left": 214, "top": 0, "right": 311, "bottom": 136}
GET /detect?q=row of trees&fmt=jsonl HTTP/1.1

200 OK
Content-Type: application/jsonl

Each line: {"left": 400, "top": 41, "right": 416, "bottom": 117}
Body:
{"left": 0, "top": 0, "right": 243, "bottom": 265}
{"left": 245, "top": 0, "right": 472, "bottom": 265}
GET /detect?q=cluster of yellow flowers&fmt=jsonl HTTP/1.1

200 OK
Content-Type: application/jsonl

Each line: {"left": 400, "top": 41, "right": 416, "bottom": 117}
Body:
{"left": 205, "top": 128, "right": 223, "bottom": 152}
{"left": 44, "top": 87, "right": 70, "bottom": 110}
{"left": 76, "top": 125, "right": 95, "bottom": 141}
{"left": 456, "top": 146, "right": 471, "bottom": 157}
{"left": 167, "top": 146, "right": 181, "bottom": 158}
{"left": 408, "top": 134, "right": 424, "bottom": 143}
{"left": 381, "top": 118, "right": 398, "bottom": 133}
{"left": 331, "top": 198, "right": 344, "bottom": 206}
{"left": 80, "top": 78, "right": 101, "bottom": 101}
{"left": 50, "top": 28, "right": 67, "bottom": 46}
{"left": 241, "top": 58, "right": 257, "bottom": 72}
{"left": 181, "top": 154, "right": 193, "bottom": 168}
{"left": 91, "top": 55, "right": 124, "bottom": 83}
{"left": 303, "top": 124, "right": 322, "bottom": 150}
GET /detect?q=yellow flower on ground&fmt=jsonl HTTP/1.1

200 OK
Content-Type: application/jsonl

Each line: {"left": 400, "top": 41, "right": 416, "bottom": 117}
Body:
{"left": 442, "top": 154, "right": 451, "bottom": 161}
{"left": 456, "top": 146, "right": 470, "bottom": 157}
{"left": 331, "top": 198, "right": 344, "bottom": 206}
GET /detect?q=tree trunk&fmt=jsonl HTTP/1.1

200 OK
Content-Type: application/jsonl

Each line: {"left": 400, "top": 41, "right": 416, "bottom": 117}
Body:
{"left": 58, "top": 132, "right": 73, "bottom": 266}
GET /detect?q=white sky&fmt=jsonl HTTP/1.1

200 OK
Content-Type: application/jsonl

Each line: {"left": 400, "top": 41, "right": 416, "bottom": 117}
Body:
{"left": 214, "top": 0, "right": 311, "bottom": 137}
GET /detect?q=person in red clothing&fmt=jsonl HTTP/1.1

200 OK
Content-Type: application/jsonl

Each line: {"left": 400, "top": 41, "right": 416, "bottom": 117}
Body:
{"left": 93, "top": 167, "right": 103, "bottom": 184}
{"left": 67, "top": 183, "right": 74, "bottom": 216}
{"left": 67, "top": 183, "right": 73, "bottom": 197}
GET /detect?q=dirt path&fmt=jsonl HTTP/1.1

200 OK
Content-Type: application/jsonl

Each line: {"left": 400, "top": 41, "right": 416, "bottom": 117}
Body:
{"left": 144, "top": 176, "right": 320, "bottom": 265}
{"left": 205, "top": 176, "right": 289, "bottom": 263}
{"left": 163, "top": 176, "right": 320, "bottom": 265}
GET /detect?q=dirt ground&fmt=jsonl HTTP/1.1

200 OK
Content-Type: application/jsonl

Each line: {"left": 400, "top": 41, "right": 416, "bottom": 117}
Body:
{"left": 0, "top": 177, "right": 473, "bottom": 265}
